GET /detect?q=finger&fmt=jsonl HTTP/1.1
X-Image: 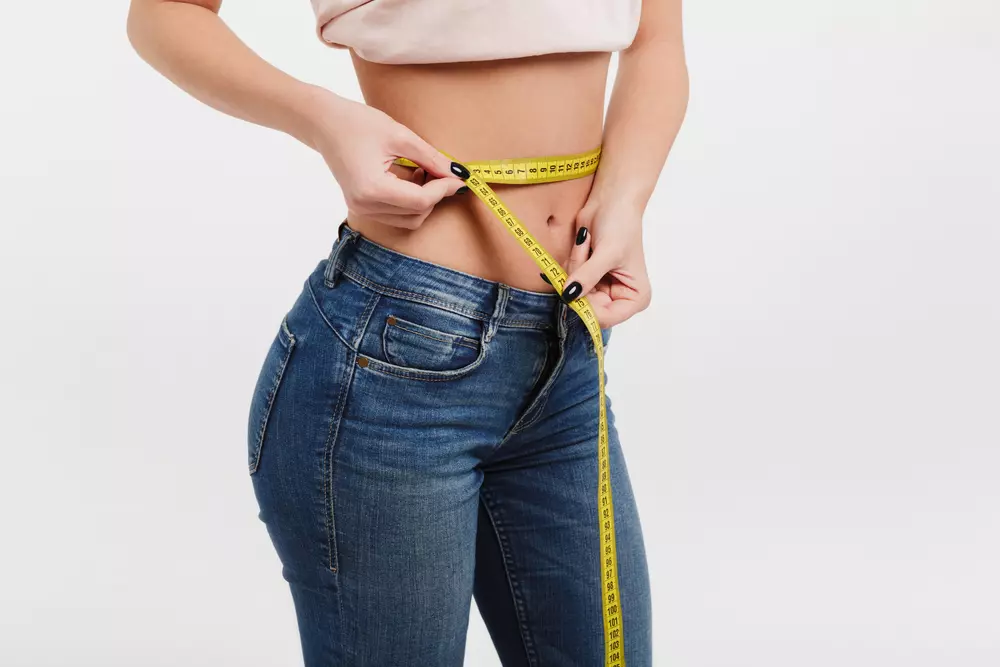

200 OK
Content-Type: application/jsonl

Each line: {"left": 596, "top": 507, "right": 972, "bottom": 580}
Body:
{"left": 368, "top": 211, "right": 429, "bottom": 231}
{"left": 584, "top": 282, "right": 648, "bottom": 328}
{"left": 566, "top": 225, "right": 591, "bottom": 277}
{"left": 590, "top": 298, "right": 641, "bottom": 329}
{"left": 368, "top": 172, "right": 466, "bottom": 212}
{"left": 561, "top": 246, "right": 616, "bottom": 303}
{"left": 356, "top": 198, "right": 430, "bottom": 216}
{"left": 392, "top": 129, "right": 460, "bottom": 180}
{"left": 409, "top": 167, "right": 427, "bottom": 185}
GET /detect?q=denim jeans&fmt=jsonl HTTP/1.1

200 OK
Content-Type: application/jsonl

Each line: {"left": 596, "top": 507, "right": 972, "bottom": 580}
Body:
{"left": 248, "top": 222, "right": 652, "bottom": 666}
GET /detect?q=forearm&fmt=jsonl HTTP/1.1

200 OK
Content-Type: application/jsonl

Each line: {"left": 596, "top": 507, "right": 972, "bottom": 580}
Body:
{"left": 591, "top": 38, "right": 689, "bottom": 213}
{"left": 126, "top": 0, "right": 331, "bottom": 149}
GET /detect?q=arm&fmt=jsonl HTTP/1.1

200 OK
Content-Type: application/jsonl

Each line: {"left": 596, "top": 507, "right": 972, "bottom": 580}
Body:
{"left": 126, "top": 0, "right": 465, "bottom": 227}
{"left": 563, "top": 0, "right": 689, "bottom": 326}
{"left": 592, "top": 0, "right": 689, "bottom": 211}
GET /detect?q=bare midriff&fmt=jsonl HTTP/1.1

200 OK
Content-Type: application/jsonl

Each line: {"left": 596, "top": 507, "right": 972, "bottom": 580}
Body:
{"left": 349, "top": 50, "right": 611, "bottom": 292}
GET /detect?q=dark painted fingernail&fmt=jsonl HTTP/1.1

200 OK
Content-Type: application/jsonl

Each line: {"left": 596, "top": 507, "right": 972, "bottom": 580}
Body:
{"left": 562, "top": 281, "right": 582, "bottom": 302}
{"left": 540, "top": 273, "right": 551, "bottom": 285}
{"left": 450, "top": 161, "right": 470, "bottom": 179}
{"left": 575, "top": 227, "right": 589, "bottom": 245}
{"left": 456, "top": 185, "right": 469, "bottom": 194}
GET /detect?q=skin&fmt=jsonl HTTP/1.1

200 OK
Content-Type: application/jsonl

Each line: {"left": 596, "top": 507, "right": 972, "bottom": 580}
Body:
{"left": 126, "top": 0, "right": 688, "bottom": 327}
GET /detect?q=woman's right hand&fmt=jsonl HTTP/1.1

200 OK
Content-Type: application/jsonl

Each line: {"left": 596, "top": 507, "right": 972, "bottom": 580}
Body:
{"left": 305, "top": 87, "right": 468, "bottom": 230}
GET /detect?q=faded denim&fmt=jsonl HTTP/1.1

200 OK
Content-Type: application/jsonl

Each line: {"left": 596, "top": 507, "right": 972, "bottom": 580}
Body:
{"left": 248, "top": 222, "right": 652, "bottom": 666}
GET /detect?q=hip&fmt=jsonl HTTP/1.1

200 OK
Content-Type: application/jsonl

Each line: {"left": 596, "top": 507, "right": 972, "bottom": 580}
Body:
{"left": 247, "top": 222, "right": 612, "bottom": 474}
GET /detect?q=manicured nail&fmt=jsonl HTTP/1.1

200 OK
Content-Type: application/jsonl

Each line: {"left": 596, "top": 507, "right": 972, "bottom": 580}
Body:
{"left": 456, "top": 185, "right": 469, "bottom": 194}
{"left": 540, "top": 273, "right": 551, "bottom": 285}
{"left": 450, "top": 161, "right": 470, "bottom": 179}
{"left": 575, "top": 227, "right": 589, "bottom": 245}
{"left": 562, "top": 281, "right": 582, "bottom": 302}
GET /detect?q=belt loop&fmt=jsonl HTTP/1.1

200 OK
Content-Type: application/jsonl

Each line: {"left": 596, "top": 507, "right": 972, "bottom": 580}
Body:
{"left": 323, "top": 219, "right": 360, "bottom": 287}
{"left": 485, "top": 284, "right": 510, "bottom": 343}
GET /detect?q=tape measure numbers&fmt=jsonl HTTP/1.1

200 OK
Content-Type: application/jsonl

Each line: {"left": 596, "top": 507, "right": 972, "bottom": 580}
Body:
{"left": 396, "top": 145, "right": 625, "bottom": 667}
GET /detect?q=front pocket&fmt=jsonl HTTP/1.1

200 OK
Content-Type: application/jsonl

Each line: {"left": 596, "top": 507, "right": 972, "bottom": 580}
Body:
{"left": 248, "top": 316, "right": 296, "bottom": 474}
{"left": 381, "top": 314, "right": 481, "bottom": 373}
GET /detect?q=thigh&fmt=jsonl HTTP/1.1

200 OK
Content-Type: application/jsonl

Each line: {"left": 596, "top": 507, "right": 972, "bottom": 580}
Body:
{"left": 331, "top": 368, "right": 487, "bottom": 666}
{"left": 249, "top": 268, "right": 486, "bottom": 667}
{"left": 474, "top": 332, "right": 652, "bottom": 666}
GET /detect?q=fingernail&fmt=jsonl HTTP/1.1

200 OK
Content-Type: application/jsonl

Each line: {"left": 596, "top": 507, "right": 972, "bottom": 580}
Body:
{"left": 575, "top": 227, "right": 589, "bottom": 245}
{"left": 450, "top": 161, "right": 470, "bottom": 180}
{"left": 456, "top": 185, "right": 469, "bottom": 194}
{"left": 562, "top": 281, "right": 582, "bottom": 302}
{"left": 540, "top": 272, "right": 551, "bottom": 285}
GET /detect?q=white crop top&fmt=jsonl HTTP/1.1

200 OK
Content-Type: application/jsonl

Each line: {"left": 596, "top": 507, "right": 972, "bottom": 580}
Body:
{"left": 310, "top": 0, "right": 642, "bottom": 65}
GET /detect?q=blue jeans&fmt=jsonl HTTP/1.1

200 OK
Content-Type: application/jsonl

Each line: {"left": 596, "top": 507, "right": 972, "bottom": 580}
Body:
{"left": 248, "top": 223, "right": 652, "bottom": 666}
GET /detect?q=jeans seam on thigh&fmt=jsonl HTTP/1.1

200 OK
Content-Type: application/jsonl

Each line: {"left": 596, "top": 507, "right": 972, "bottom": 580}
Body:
{"left": 324, "top": 291, "right": 380, "bottom": 576}
{"left": 323, "top": 347, "right": 354, "bottom": 576}
{"left": 480, "top": 490, "right": 540, "bottom": 667}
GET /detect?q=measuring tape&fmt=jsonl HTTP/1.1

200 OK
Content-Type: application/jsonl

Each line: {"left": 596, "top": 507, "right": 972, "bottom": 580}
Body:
{"left": 397, "top": 145, "right": 625, "bottom": 666}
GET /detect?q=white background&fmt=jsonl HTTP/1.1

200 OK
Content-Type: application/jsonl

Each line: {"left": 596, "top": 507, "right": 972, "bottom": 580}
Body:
{"left": 2, "top": 1, "right": 999, "bottom": 665}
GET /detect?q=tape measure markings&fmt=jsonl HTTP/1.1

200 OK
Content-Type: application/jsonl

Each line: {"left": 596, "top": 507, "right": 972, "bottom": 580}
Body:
{"left": 393, "top": 145, "right": 623, "bottom": 667}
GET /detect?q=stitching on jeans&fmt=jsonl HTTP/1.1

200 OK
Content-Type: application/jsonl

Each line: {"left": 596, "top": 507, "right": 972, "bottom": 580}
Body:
{"left": 323, "top": 350, "right": 354, "bottom": 574}
{"left": 480, "top": 490, "right": 539, "bottom": 667}
{"left": 339, "top": 268, "right": 552, "bottom": 331}
{"left": 323, "top": 292, "right": 380, "bottom": 574}
{"left": 337, "top": 228, "right": 565, "bottom": 303}
{"left": 342, "top": 268, "right": 491, "bottom": 319}
{"left": 386, "top": 318, "right": 480, "bottom": 350}
{"left": 249, "top": 318, "right": 296, "bottom": 474}
{"left": 359, "top": 350, "right": 487, "bottom": 382}
{"left": 508, "top": 331, "right": 568, "bottom": 437}
{"left": 307, "top": 279, "right": 355, "bottom": 351}
{"left": 352, "top": 290, "right": 383, "bottom": 350}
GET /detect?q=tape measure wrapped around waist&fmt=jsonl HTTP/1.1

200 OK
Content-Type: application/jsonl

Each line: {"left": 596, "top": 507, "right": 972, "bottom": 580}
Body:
{"left": 394, "top": 144, "right": 626, "bottom": 667}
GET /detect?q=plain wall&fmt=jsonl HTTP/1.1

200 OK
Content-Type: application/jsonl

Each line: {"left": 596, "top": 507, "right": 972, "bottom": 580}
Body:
{"left": 2, "top": 1, "right": 998, "bottom": 665}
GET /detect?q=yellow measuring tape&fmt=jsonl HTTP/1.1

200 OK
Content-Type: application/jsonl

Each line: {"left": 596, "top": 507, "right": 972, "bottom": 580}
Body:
{"left": 397, "top": 145, "right": 625, "bottom": 666}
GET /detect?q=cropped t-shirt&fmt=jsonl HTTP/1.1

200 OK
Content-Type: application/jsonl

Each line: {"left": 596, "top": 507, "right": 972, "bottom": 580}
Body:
{"left": 309, "top": 0, "right": 642, "bottom": 65}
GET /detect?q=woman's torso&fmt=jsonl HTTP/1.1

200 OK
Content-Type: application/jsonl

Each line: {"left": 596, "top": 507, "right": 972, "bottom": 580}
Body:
{"left": 348, "top": 51, "right": 611, "bottom": 292}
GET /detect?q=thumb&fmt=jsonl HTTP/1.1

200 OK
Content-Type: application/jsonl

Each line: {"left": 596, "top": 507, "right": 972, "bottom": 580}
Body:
{"left": 561, "top": 246, "right": 616, "bottom": 303}
{"left": 418, "top": 174, "right": 468, "bottom": 205}
{"left": 394, "top": 129, "right": 460, "bottom": 181}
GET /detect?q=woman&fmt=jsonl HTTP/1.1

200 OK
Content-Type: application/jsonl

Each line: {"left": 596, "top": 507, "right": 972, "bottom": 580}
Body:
{"left": 127, "top": 0, "right": 688, "bottom": 664}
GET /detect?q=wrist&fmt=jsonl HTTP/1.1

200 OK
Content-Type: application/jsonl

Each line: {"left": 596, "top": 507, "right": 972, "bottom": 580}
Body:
{"left": 586, "top": 186, "right": 646, "bottom": 222}
{"left": 284, "top": 83, "right": 344, "bottom": 152}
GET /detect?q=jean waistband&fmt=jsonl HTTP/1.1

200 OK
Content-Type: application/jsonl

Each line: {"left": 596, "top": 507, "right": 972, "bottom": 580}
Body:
{"left": 323, "top": 220, "right": 567, "bottom": 331}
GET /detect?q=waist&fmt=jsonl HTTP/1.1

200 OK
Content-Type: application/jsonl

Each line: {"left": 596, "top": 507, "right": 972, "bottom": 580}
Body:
{"left": 348, "top": 51, "right": 609, "bottom": 290}
{"left": 325, "top": 221, "right": 567, "bottom": 331}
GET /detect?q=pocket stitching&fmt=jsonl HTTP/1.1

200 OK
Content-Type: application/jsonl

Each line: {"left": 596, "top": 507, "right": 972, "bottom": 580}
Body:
{"left": 248, "top": 316, "right": 296, "bottom": 474}
{"left": 386, "top": 316, "right": 480, "bottom": 350}
{"left": 363, "top": 328, "right": 488, "bottom": 382}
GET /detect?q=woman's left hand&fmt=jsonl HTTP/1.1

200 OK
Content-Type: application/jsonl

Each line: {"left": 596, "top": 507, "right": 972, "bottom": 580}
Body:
{"left": 561, "top": 198, "right": 652, "bottom": 329}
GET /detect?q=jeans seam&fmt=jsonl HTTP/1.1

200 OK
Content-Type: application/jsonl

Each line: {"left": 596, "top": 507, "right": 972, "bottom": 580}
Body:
{"left": 307, "top": 279, "right": 356, "bottom": 351}
{"left": 480, "top": 490, "right": 539, "bottom": 667}
{"left": 342, "top": 268, "right": 492, "bottom": 320}
{"left": 359, "top": 356, "right": 487, "bottom": 382}
{"left": 508, "top": 332, "right": 567, "bottom": 436}
{"left": 322, "top": 346, "right": 355, "bottom": 576}
{"left": 385, "top": 318, "right": 480, "bottom": 350}
{"left": 249, "top": 316, "right": 296, "bottom": 474}
{"left": 321, "top": 288, "right": 381, "bottom": 575}
{"left": 339, "top": 268, "right": 552, "bottom": 331}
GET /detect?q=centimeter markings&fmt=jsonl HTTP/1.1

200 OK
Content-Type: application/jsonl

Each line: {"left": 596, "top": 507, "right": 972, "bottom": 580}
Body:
{"left": 393, "top": 146, "right": 602, "bottom": 185}
{"left": 454, "top": 157, "right": 625, "bottom": 667}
